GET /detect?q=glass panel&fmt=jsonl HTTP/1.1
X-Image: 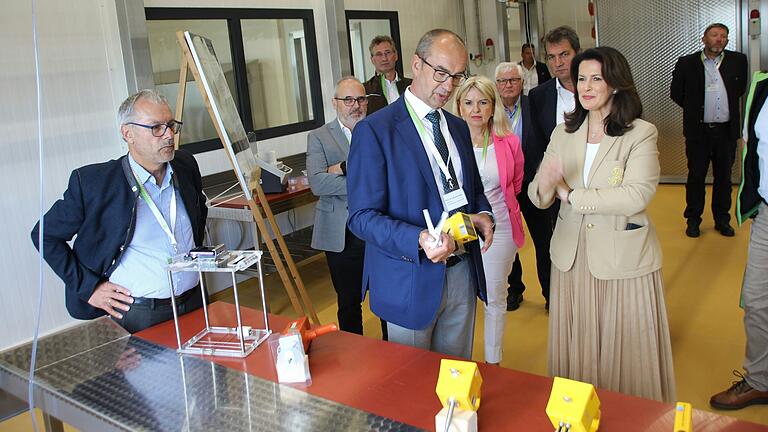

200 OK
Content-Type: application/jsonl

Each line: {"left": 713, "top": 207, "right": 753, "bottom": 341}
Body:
{"left": 146, "top": 19, "right": 236, "bottom": 145}
{"left": 347, "top": 19, "right": 392, "bottom": 82}
{"left": 241, "top": 19, "right": 314, "bottom": 129}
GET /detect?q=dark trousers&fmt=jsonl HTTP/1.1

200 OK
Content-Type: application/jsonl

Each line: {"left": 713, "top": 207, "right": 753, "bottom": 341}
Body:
{"left": 112, "top": 285, "right": 203, "bottom": 334}
{"left": 325, "top": 229, "right": 367, "bottom": 335}
{"left": 684, "top": 124, "right": 737, "bottom": 225}
{"left": 507, "top": 181, "right": 559, "bottom": 302}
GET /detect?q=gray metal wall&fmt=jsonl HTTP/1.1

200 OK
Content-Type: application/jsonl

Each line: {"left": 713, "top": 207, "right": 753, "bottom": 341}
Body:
{"left": 595, "top": 0, "right": 739, "bottom": 182}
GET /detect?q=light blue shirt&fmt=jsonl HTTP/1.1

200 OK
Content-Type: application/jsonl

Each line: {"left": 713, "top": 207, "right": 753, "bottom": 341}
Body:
{"left": 505, "top": 99, "right": 523, "bottom": 141}
{"left": 109, "top": 154, "right": 197, "bottom": 298}
{"left": 702, "top": 53, "right": 730, "bottom": 123}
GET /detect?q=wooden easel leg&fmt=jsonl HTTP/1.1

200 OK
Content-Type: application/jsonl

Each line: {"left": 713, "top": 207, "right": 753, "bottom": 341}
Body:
{"left": 174, "top": 55, "right": 189, "bottom": 150}
{"left": 246, "top": 198, "right": 305, "bottom": 319}
{"left": 254, "top": 186, "right": 320, "bottom": 325}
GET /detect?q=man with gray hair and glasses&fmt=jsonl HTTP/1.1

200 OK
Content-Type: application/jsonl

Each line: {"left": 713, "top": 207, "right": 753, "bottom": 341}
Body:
{"left": 32, "top": 89, "right": 208, "bottom": 333}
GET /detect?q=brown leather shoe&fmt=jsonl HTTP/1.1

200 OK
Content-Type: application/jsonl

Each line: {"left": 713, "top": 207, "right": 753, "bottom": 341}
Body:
{"left": 710, "top": 371, "right": 768, "bottom": 410}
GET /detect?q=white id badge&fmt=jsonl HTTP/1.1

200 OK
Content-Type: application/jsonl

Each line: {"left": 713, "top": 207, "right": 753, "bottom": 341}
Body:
{"left": 442, "top": 188, "right": 469, "bottom": 212}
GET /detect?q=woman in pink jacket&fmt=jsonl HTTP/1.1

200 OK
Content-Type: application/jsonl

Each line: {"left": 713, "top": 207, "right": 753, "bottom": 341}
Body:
{"left": 455, "top": 76, "right": 525, "bottom": 365}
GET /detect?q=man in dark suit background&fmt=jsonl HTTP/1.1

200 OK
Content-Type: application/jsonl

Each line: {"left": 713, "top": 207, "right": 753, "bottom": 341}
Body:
{"left": 519, "top": 43, "right": 551, "bottom": 96}
{"left": 363, "top": 35, "right": 412, "bottom": 115}
{"left": 513, "top": 26, "right": 581, "bottom": 311}
{"left": 347, "top": 29, "right": 494, "bottom": 358}
{"left": 306, "top": 76, "right": 368, "bottom": 334}
{"left": 671, "top": 23, "right": 748, "bottom": 238}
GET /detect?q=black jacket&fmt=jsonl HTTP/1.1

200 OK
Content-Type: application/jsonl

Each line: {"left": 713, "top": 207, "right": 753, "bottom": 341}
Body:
{"left": 526, "top": 78, "right": 559, "bottom": 182}
{"left": 363, "top": 73, "right": 412, "bottom": 115}
{"left": 532, "top": 61, "right": 552, "bottom": 87}
{"left": 670, "top": 49, "right": 748, "bottom": 140}
{"left": 31, "top": 150, "right": 207, "bottom": 319}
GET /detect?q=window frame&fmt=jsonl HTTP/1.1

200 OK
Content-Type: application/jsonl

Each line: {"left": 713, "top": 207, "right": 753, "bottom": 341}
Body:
{"left": 145, "top": 7, "right": 325, "bottom": 154}
{"left": 344, "top": 10, "right": 404, "bottom": 80}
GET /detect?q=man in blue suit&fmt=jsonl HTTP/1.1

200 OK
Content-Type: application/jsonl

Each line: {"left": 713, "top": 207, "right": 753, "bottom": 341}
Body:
{"left": 347, "top": 29, "right": 494, "bottom": 359}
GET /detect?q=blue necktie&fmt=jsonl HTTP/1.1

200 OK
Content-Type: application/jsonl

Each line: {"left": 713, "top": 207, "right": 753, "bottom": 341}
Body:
{"left": 425, "top": 110, "right": 467, "bottom": 214}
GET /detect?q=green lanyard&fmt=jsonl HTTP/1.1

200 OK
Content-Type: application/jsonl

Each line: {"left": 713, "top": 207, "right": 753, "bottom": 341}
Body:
{"left": 380, "top": 74, "right": 389, "bottom": 103}
{"left": 477, "top": 129, "right": 491, "bottom": 172}
{"left": 131, "top": 168, "right": 178, "bottom": 253}
{"left": 404, "top": 97, "right": 458, "bottom": 189}
{"left": 380, "top": 74, "right": 399, "bottom": 103}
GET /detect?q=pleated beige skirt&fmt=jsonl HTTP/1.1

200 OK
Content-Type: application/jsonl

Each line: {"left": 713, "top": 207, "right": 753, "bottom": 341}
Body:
{"left": 548, "top": 229, "right": 676, "bottom": 403}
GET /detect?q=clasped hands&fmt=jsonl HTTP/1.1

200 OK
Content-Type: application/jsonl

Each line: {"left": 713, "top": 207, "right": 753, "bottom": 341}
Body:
{"left": 537, "top": 156, "right": 571, "bottom": 203}
{"left": 418, "top": 213, "right": 494, "bottom": 263}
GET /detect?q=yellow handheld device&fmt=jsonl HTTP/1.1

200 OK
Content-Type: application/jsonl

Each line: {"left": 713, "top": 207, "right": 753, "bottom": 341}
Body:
{"left": 545, "top": 377, "right": 601, "bottom": 432}
{"left": 442, "top": 212, "right": 478, "bottom": 245}
{"left": 673, "top": 402, "right": 692, "bottom": 432}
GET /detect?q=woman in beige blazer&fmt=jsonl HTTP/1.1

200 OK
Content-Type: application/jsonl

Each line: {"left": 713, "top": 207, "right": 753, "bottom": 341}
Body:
{"left": 529, "top": 47, "right": 675, "bottom": 402}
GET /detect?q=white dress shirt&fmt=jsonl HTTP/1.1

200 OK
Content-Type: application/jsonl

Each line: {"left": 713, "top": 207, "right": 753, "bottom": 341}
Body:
{"left": 555, "top": 78, "right": 576, "bottom": 125}
{"left": 383, "top": 72, "right": 402, "bottom": 104}
{"left": 403, "top": 88, "right": 464, "bottom": 195}
{"left": 520, "top": 62, "right": 539, "bottom": 96}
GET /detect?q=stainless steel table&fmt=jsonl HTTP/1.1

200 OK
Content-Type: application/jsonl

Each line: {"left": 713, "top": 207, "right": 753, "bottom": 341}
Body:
{"left": 0, "top": 318, "right": 421, "bottom": 431}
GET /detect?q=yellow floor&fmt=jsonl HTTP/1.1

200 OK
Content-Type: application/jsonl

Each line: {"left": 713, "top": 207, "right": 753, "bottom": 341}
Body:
{"left": 3, "top": 184, "right": 767, "bottom": 430}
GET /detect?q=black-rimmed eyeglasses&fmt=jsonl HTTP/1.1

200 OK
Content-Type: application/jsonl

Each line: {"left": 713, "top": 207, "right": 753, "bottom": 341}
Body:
{"left": 334, "top": 96, "right": 369, "bottom": 107}
{"left": 418, "top": 56, "right": 467, "bottom": 86}
{"left": 496, "top": 78, "right": 522, "bottom": 86}
{"left": 126, "top": 120, "right": 183, "bottom": 137}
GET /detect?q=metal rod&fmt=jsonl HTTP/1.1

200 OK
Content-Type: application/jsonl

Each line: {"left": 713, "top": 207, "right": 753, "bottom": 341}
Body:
{"left": 257, "top": 258, "right": 270, "bottom": 333}
{"left": 443, "top": 398, "right": 456, "bottom": 432}
{"left": 231, "top": 271, "right": 246, "bottom": 354}
{"left": 168, "top": 271, "right": 183, "bottom": 351}
{"left": 199, "top": 270, "right": 210, "bottom": 330}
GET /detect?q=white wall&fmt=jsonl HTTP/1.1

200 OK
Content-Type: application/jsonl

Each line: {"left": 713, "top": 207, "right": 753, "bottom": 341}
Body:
{"left": 2, "top": 0, "right": 128, "bottom": 349}
{"left": 542, "top": 0, "right": 596, "bottom": 50}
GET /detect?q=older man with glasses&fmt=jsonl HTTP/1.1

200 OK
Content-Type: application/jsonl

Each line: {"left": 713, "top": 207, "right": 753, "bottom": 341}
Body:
{"left": 347, "top": 29, "right": 494, "bottom": 359}
{"left": 306, "top": 76, "right": 370, "bottom": 335}
{"left": 31, "top": 89, "right": 208, "bottom": 333}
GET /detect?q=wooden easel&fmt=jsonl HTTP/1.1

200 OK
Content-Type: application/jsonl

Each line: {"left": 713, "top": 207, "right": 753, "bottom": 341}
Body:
{"left": 172, "top": 31, "right": 319, "bottom": 325}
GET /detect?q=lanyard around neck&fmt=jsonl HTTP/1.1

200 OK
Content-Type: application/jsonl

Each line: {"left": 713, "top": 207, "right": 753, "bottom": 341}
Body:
{"left": 404, "top": 96, "right": 457, "bottom": 186}
{"left": 132, "top": 168, "right": 178, "bottom": 252}
{"left": 381, "top": 74, "right": 398, "bottom": 103}
{"left": 701, "top": 51, "right": 724, "bottom": 69}
{"left": 479, "top": 129, "right": 490, "bottom": 172}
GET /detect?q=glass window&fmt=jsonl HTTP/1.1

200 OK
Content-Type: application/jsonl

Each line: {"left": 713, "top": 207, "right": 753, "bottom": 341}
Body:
{"left": 348, "top": 19, "right": 392, "bottom": 82}
{"left": 241, "top": 19, "right": 313, "bottom": 130}
{"left": 145, "top": 8, "right": 324, "bottom": 154}
{"left": 147, "top": 19, "right": 235, "bottom": 146}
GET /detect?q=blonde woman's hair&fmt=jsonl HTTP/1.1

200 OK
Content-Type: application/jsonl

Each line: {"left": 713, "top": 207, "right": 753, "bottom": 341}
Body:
{"left": 454, "top": 75, "right": 513, "bottom": 138}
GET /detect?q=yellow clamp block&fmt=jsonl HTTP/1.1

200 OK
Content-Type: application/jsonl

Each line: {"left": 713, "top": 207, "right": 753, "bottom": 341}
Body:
{"left": 673, "top": 402, "right": 692, "bottom": 432}
{"left": 435, "top": 359, "right": 483, "bottom": 411}
{"left": 545, "top": 377, "right": 601, "bottom": 432}
{"left": 442, "top": 212, "right": 478, "bottom": 245}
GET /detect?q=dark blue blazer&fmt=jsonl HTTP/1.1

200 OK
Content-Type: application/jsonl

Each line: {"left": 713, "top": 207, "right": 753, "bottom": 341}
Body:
{"left": 31, "top": 150, "right": 207, "bottom": 320}
{"left": 527, "top": 78, "right": 558, "bottom": 182}
{"left": 347, "top": 96, "right": 491, "bottom": 330}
